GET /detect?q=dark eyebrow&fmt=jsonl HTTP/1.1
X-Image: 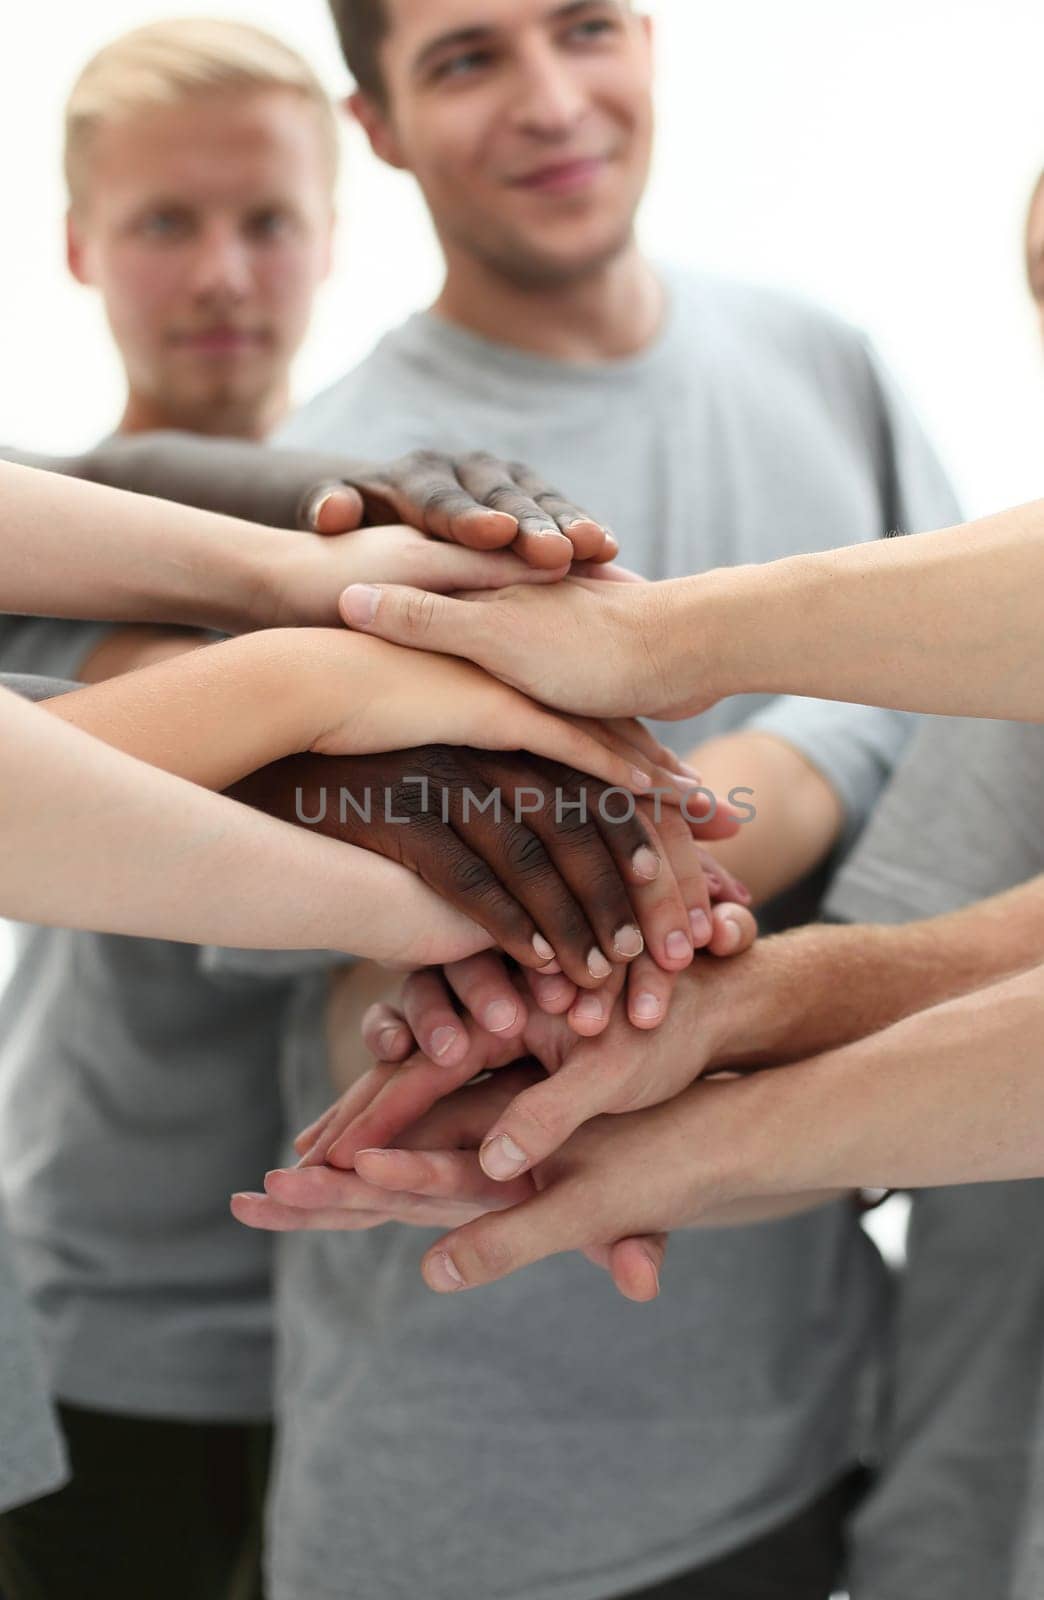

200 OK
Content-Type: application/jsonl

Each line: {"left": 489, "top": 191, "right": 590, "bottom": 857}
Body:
{"left": 412, "top": 1, "right": 625, "bottom": 74}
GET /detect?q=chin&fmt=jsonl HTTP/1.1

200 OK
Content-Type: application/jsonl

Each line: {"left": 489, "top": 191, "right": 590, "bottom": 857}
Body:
{"left": 496, "top": 223, "right": 638, "bottom": 290}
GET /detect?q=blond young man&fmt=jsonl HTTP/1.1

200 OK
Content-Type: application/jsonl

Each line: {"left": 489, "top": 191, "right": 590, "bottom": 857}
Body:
{"left": 0, "top": 20, "right": 340, "bottom": 1600}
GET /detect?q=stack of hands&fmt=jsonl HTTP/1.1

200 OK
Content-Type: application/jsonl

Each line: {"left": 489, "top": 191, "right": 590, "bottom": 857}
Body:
{"left": 218, "top": 447, "right": 777, "bottom": 1304}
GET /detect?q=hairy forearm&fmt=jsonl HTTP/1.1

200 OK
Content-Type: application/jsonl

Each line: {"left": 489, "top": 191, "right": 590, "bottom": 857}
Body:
{"left": 688, "top": 731, "right": 843, "bottom": 904}
{"left": 735, "top": 962, "right": 1044, "bottom": 1195}
{"left": 679, "top": 506, "right": 1044, "bottom": 721}
{"left": 709, "top": 876, "right": 1044, "bottom": 1071}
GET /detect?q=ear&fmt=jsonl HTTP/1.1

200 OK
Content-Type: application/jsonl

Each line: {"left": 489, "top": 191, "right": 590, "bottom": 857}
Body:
{"left": 348, "top": 88, "right": 409, "bottom": 172}
{"left": 65, "top": 209, "right": 93, "bottom": 286}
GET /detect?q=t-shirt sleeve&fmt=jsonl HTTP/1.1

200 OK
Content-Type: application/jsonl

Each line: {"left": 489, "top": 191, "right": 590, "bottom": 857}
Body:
{"left": 0, "top": 672, "right": 79, "bottom": 702}
{"left": 742, "top": 695, "right": 916, "bottom": 851}
{"left": 0, "top": 615, "right": 112, "bottom": 685}
{"left": 826, "top": 717, "right": 1044, "bottom": 926}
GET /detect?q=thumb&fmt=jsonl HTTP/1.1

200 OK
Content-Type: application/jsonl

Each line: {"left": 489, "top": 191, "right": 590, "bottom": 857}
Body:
{"left": 302, "top": 481, "right": 365, "bottom": 535}
{"left": 339, "top": 583, "right": 473, "bottom": 655}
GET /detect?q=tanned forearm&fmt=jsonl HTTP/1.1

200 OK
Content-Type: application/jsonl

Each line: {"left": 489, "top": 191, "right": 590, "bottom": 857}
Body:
{"left": 14, "top": 433, "right": 363, "bottom": 532}
{"left": 687, "top": 731, "right": 843, "bottom": 905}
{"left": 77, "top": 626, "right": 210, "bottom": 684}
{"left": 733, "top": 963, "right": 1044, "bottom": 1196}
{"left": 708, "top": 876, "right": 1044, "bottom": 1073}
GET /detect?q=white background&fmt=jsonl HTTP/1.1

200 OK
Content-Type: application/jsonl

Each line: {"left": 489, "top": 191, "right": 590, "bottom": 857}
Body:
{"left": 0, "top": 3, "right": 1041, "bottom": 1272}
{"left": 3, "top": 0, "right": 1044, "bottom": 511}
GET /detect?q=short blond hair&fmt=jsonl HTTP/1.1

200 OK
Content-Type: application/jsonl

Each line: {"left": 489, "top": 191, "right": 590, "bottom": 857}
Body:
{"left": 64, "top": 17, "right": 339, "bottom": 209}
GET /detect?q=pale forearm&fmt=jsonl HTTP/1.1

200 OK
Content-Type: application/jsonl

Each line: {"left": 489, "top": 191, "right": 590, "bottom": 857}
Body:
{"left": 682, "top": 505, "right": 1044, "bottom": 721}
{"left": 43, "top": 629, "right": 347, "bottom": 791}
{"left": 0, "top": 686, "right": 487, "bottom": 966}
{"left": 1, "top": 461, "right": 302, "bottom": 634}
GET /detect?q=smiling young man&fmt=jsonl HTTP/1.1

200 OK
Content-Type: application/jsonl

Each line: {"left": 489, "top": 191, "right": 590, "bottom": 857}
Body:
{"left": 223, "top": 4, "right": 967, "bottom": 1600}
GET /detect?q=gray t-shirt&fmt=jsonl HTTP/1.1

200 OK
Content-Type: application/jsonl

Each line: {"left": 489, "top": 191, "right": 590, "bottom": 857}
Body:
{"left": 262, "top": 270, "right": 963, "bottom": 1600}
{"left": 826, "top": 717, "right": 1044, "bottom": 1600}
{"left": 0, "top": 675, "right": 68, "bottom": 1511}
{"left": 0, "top": 653, "right": 294, "bottom": 1419}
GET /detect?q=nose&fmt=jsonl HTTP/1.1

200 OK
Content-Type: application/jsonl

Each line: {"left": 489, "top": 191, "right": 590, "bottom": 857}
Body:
{"left": 186, "top": 221, "right": 253, "bottom": 303}
{"left": 509, "top": 37, "right": 589, "bottom": 140}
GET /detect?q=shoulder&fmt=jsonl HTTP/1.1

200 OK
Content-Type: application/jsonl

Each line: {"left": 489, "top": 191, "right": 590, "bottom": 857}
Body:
{"left": 669, "top": 267, "right": 875, "bottom": 373}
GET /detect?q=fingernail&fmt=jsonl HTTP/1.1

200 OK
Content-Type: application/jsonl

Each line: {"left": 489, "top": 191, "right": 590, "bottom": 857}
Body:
{"left": 689, "top": 909, "right": 711, "bottom": 945}
{"left": 466, "top": 507, "right": 517, "bottom": 529}
{"left": 483, "top": 1000, "right": 519, "bottom": 1033}
{"left": 532, "top": 933, "right": 556, "bottom": 962}
{"left": 378, "top": 1027, "right": 406, "bottom": 1057}
{"left": 734, "top": 882, "right": 753, "bottom": 905}
{"left": 533, "top": 975, "right": 574, "bottom": 1005}
{"left": 427, "top": 1252, "right": 466, "bottom": 1292}
{"left": 640, "top": 1248, "right": 661, "bottom": 1293}
{"left": 665, "top": 930, "right": 691, "bottom": 962}
{"left": 631, "top": 768, "right": 653, "bottom": 791}
{"left": 310, "top": 488, "right": 338, "bottom": 525}
{"left": 632, "top": 846, "right": 661, "bottom": 881}
{"left": 341, "top": 584, "right": 381, "bottom": 626}
{"left": 430, "top": 1026, "right": 460, "bottom": 1059}
{"left": 633, "top": 992, "right": 663, "bottom": 1021}
{"left": 720, "top": 915, "right": 743, "bottom": 953}
{"left": 481, "top": 1134, "right": 529, "bottom": 1180}
{"left": 587, "top": 948, "right": 613, "bottom": 980}
{"left": 613, "top": 924, "right": 644, "bottom": 959}
{"left": 356, "top": 1147, "right": 393, "bottom": 1159}
{"left": 573, "top": 993, "right": 605, "bottom": 1023}
{"left": 704, "top": 871, "right": 723, "bottom": 894}
{"left": 232, "top": 1191, "right": 265, "bottom": 1203}
{"left": 681, "top": 762, "right": 702, "bottom": 780}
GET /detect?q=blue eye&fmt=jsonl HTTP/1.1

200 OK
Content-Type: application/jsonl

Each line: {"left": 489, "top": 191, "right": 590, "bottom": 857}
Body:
{"left": 433, "top": 49, "right": 492, "bottom": 81}
{"left": 138, "top": 211, "right": 190, "bottom": 240}
{"left": 247, "top": 211, "right": 292, "bottom": 241}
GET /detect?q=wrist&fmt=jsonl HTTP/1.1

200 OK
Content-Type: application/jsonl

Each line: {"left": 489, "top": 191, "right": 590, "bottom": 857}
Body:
{"left": 225, "top": 628, "right": 346, "bottom": 760}
{"left": 232, "top": 527, "right": 325, "bottom": 633}
{"left": 697, "top": 937, "right": 808, "bottom": 1071}
{"left": 661, "top": 565, "right": 771, "bottom": 714}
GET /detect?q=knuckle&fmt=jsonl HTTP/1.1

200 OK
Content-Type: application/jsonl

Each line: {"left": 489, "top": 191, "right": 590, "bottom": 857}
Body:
{"left": 501, "top": 826, "right": 554, "bottom": 878}
{"left": 403, "top": 588, "right": 440, "bottom": 635}
{"left": 421, "top": 485, "right": 468, "bottom": 517}
{"left": 467, "top": 1229, "right": 516, "bottom": 1278}
{"left": 511, "top": 1087, "right": 565, "bottom": 1143}
{"left": 401, "top": 448, "right": 445, "bottom": 473}
{"left": 445, "top": 854, "right": 502, "bottom": 900}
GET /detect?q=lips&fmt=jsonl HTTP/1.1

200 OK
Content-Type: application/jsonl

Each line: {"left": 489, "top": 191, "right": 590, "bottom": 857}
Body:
{"left": 509, "top": 155, "right": 608, "bottom": 196}
{"left": 170, "top": 327, "right": 268, "bottom": 355}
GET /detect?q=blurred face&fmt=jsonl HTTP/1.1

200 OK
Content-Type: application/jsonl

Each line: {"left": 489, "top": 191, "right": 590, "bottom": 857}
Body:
{"left": 68, "top": 87, "right": 335, "bottom": 435}
{"left": 359, "top": 0, "right": 654, "bottom": 289}
{"left": 1027, "top": 180, "right": 1044, "bottom": 343}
